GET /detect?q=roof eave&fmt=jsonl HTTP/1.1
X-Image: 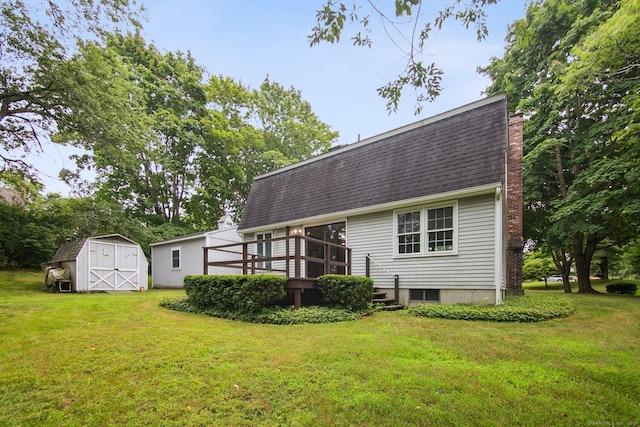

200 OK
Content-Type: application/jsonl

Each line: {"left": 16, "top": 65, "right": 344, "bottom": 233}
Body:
{"left": 238, "top": 182, "right": 502, "bottom": 234}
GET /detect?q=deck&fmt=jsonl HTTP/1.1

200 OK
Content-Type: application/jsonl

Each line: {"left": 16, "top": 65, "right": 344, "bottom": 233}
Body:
{"left": 203, "top": 234, "right": 352, "bottom": 308}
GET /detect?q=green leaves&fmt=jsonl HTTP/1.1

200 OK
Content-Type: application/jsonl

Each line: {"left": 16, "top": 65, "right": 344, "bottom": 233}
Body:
{"left": 0, "top": 0, "right": 142, "bottom": 175}
{"left": 309, "top": 0, "right": 497, "bottom": 114}
{"left": 377, "top": 60, "right": 443, "bottom": 114}
{"left": 408, "top": 294, "right": 576, "bottom": 322}
{"left": 483, "top": 0, "right": 640, "bottom": 292}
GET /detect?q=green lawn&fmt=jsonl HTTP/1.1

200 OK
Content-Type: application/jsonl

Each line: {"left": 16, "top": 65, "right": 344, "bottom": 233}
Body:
{"left": 1, "top": 271, "right": 639, "bottom": 426}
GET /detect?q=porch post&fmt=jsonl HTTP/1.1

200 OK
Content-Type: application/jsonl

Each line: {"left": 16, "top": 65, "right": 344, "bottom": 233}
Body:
{"left": 365, "top": 254, "right": 370, "bottom": 278}
{"left": 324, "top": 242, "right": 330, "bottom": 276}
{"left": 294, "top": 235, "right": 301, "bottom": 278}
{"left": 203, "top": 247, "right": 208, "bottom": 275}
{"left": 242, "top": 242, "right": 248, "bottom": 275}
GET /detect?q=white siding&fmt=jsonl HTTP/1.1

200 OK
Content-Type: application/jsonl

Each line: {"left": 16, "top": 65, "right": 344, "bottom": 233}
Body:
{"left": 151, "top": 237, "right": 206, "bottom": 288}
{"left": 248, "top": 228, "right": 288, "bottom": 276}
{"left": 348, "top": 194, "right": 496, "bottom": 291}
{"left": 204, "top": 228, "right": 244, "bottom": 276}
{"left": 151, "top": 227, "right": 243, "bottom": 288}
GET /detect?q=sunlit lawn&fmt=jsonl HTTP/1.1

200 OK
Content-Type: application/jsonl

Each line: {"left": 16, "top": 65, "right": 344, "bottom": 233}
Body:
{"left": 1, "top": 271, "right": 639, "bottom": 426}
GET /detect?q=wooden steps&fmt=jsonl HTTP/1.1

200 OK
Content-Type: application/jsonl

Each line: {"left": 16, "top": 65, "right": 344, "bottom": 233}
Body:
{"left": 372, "top": 287, "right": 405, "bottom": 311}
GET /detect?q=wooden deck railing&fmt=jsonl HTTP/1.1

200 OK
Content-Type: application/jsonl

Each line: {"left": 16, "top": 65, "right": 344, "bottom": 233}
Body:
{"left": 203, "top": 234, "right": 352, "bottom": 279}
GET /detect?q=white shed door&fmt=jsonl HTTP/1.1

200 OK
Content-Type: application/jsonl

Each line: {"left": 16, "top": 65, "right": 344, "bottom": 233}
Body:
{"left": 89, "top": 241, "right": 141, "bottom": 291}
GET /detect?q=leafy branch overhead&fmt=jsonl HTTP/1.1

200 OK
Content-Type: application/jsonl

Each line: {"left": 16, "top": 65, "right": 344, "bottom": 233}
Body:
{"left": 309, "top": 0, "right": 498, "bottom": 114}
{"left": 0, "top": 0, "right": 143, "bottom": 175}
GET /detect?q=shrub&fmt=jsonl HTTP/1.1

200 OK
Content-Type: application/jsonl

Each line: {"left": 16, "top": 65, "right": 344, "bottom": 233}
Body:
{"left": 159, "top": 297, "right": 371, "bottom": 324}
{"left": 407, "top": 294, "right": 575, "bottom": 322}
{"left": 606, "top": 282, "right": 638, "bottom": 295}
{"left": 183, "top": 275, "right": 286, "bottom": 314}
{"left": 316, "top": 275, "right": 373, "bottom": 311}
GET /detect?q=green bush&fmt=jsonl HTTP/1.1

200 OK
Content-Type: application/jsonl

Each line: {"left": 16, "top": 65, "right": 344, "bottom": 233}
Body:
{"left": 316, "top": 275, "right": 373, "bottom": 311}
{"left": 183, "top": 275, "right": 286, "bottom": 314}
{"left": 606, "top": 282, "right": 638, "bottom": 295}
{"left": 159, "top": 297, "right": 371, "bottom": 324}
{"left": 407, "top": 294, "right": 575, "bottom": 322}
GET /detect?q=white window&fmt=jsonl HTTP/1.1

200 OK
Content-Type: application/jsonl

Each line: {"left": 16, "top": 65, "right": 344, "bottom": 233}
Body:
{"left": 171, "top": 247, "right": 181, "bottom": 270}
{"left": 256, "top": 232, "right": 272, "bottom": 270}
{"left": 395, "top": 202, "right": 457, "bottom": 256}
{"left": 427, "top": 206, "right": 454, "bottom": 252}
{"left": 397, "top": 211, "right": 421, "bottom": 254}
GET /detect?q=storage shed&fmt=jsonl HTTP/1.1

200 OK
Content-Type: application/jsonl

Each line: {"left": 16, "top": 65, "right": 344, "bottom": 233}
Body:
{"left": 49, "top": 234, "right": 149, "bottom": 292}
{"left": 150, "top": 215, "right": 243, "bottom": 288}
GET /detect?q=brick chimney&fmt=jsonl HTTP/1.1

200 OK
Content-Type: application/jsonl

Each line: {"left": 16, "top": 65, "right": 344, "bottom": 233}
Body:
{"left": 506, "top": 114, "right": 524, "bottom": 296}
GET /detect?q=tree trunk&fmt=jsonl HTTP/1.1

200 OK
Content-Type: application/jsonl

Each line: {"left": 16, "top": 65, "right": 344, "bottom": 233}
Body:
{"left": 551, "top": 248, "right": 573, "bottom": 293}
{"left": 573, "top": 234, "right": 598, "bottom": 293}
{"left": 597, "top": 256, "right": 609, "bottom": 280}
{"left": 562, "top": 274, "right": 573, "bottom": 293}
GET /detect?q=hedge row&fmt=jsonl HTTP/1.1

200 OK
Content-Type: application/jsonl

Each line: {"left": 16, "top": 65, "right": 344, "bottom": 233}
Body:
{"left": 159, "top": 297, "right": 372, "bottom": 324}
{"left": 317, "top": 274, "right": 373, "bottom": 311}
{"left": 407, "top": 294, "right": 576, "bottom": 322}
{"left": 183, "top": 275, "right": 286, "bottom": 315}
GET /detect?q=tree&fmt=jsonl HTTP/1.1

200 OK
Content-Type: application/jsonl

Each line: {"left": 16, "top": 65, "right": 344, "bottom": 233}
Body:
{"left": 255, "top": 78, "right": 337, "bottom": 162}
{"left": 189, "top": 76, "right": 339, "bottom": 225}
{"left": 0, "top": 0, "right": 143, "bottom": 177}
{"left": 69, "top": 40, "right": 338, "bottom": 228}
{"left": 78, "top": 33, "right": 207, "bottom": 224}
{"left": 481, "top": 0, "right": 640, "bottom": 293}
{"left": 522, "top": 250, "right": 557, "bottom": 287}
{"left": 309, "top": 0, "right": 498, "bottom": 114}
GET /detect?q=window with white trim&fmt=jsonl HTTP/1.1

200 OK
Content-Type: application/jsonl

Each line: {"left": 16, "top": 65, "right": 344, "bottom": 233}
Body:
{"left": 397, "top": 211, "right": 421, "bottom": 254}
{"left": 171, "top": 247, "right": 181, "bottom": 270}
{"left": 395, "top": 203, "right": 457, "bottom": 256}
{"left": 427, "top": 206, "right": 454, "bottom": 252}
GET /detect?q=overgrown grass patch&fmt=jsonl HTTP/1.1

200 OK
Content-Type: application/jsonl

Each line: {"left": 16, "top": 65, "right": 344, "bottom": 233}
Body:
{"left": 160, "top": 296, "right": 371, "bottom": 324}
{"left": 407, "top": 294, "right": 576, "bottom": 322}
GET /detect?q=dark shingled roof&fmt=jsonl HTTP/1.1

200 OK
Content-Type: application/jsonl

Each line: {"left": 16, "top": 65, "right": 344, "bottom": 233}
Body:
{"left": 51, "top": 240, "right": 86, "bottom": 263}
{"left": 238, "top": 95, "right": 508, "bottom": 231}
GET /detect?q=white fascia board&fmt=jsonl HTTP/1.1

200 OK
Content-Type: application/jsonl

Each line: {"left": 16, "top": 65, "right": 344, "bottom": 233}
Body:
{"left": 149, "top": 233, "right": 207, "bottom": 247}
{"left": 239, "top": 183, "right": 503, "bottom": 235}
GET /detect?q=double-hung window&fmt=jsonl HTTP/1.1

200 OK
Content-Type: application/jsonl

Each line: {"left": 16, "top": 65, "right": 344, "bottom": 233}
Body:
{"left": 171, "top": 247, "right": 181, "bottom": 270}
{"left": 427, "top": 206, "right": 454, "bottom": 252}
{"left": 397, "top": 211, "right": 421, "bottom": 254}
{"left": 395, "top": 203, "right": 457, "bottom": 256}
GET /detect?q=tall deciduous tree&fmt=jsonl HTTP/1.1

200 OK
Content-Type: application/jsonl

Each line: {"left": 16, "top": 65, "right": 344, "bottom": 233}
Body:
{"left": 255, "top": 78, "right": 337, "bottom": 162}
{"left": 79, "top": 33, "right": 207, "bottom": 224}
{"left": 0, "top": 0, "right": 142, "bottom": 176}
{"left": 481, "top": 0, "right": 640, "bottom": 293}
{"left": 189, "top": 76, "right": 339, "bottom": 225}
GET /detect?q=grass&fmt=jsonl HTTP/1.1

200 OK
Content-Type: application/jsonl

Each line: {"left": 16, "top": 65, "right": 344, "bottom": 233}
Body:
{"left": 1, "top": 271, "right": 639, "bottom": 426}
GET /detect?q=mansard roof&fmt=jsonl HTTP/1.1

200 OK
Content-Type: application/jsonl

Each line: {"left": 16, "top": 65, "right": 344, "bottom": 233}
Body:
{"left": 238, "top": 94, "right": 508, "bottom": 231}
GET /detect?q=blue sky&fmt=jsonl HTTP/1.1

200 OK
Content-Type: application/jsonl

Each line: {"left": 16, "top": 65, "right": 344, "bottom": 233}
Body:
{"left": 36, "top": 0, "right": 529, "bottom": 194}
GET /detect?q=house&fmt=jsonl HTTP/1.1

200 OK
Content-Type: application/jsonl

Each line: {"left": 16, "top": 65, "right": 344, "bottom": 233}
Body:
{"left": 207, "top": 94, "right": 524, "bottom": 306}
{"left": 48, "top": 234, "right": 149, "bottom": 292}
{"left": 150, "top": 215, "right": 243, "bottom": 288}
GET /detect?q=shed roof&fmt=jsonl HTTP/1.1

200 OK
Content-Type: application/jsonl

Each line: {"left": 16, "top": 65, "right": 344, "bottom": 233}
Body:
{"left": 50, "top": 234, "right": 139, "bottom": 263}
{"left": 238, "top": 94, "right": 508, "bottom": 231}
{"left": 51, "top": 240, "right": 86, "bottom": 263}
